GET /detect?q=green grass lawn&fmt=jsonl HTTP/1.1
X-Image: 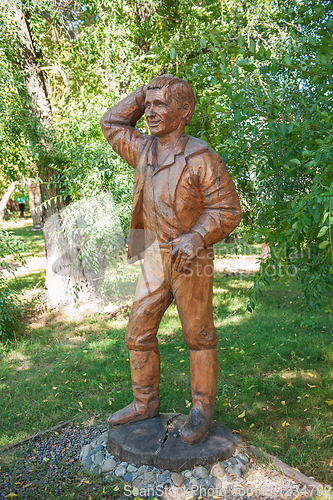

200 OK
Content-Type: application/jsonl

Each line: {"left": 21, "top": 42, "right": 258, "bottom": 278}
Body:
{"left": 0, "top": 225, "right": 332, "bottom": 491}
{"left": 2, "top": 219, "right": 45, "bottom": 262}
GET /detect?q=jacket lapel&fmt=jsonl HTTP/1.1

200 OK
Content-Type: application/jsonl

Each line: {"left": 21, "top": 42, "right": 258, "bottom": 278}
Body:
{"left": 128, "top": 134, "right": 209, "bottom": 262}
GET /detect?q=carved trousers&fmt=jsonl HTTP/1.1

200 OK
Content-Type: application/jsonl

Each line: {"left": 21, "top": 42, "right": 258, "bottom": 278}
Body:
{"left": 125, "top": 245, "right": 218, "bottom": 352}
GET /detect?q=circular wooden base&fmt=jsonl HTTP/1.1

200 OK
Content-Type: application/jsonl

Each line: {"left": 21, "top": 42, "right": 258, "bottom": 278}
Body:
{"left": 107, "top": 413, "right": 236, "bottom": 471}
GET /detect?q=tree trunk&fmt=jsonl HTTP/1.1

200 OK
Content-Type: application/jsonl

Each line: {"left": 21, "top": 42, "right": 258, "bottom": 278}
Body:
{"left": 14, "top": 7, "right": 96, "bottom": 308}
{"left": 0, "top": 182, "right": 17, "bottom": 222}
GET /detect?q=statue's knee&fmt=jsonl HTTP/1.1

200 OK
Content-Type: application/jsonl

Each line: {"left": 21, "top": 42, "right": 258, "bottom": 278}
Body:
{"left": 184, "top": 328, "right": 218, "bottom": 350}
{"left": 125, "top": 330, "right": 158, "bottom": 351}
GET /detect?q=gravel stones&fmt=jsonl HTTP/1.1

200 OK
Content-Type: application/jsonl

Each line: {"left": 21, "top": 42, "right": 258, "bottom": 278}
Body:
{"left": 143, "top": 471, "right": 156, "bottom": 484}
{"left": 136, "top": 465, "right": 147, "bottom": 476}
{"left": 211, "top": 475, "right": 223, "bottom": 489}
{"left": 96, "top": 432, "right": 109, "bottom": 445}
{"left": 0, "top": 423, "right": 106, "bottom": 500}
{"left": 82, "top": 456, "right": 93, "bottom": 470}
{"left": 0, "top": 423, "right": 317, "bottom": 500}
{"left": 77, "top": 429, "right": 252, "bottom": 498}
{"left": 94, "top": 451, "right": 105, "bottom": 465}
{"left": 156, "top": 471, "right": 171, "bottom": 484}
{"left": 114, "top": 465, "right": 127, "bottom": 477}
{"left": 237, "top": 452, "right": 249, "bottom": 464}
{"left": 132, "top": 477, "right": 141, "bottom": 487}
{"left": 80, "top": 444, "right": 92, "bottom": 461}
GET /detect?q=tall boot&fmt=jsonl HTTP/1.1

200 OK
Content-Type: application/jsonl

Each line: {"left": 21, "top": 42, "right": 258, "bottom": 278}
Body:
{"left": 181, "top": 348, "right": 218, "bottom": 445}
{"left": 108, "top": 347, "right": 160, "bottom": 427}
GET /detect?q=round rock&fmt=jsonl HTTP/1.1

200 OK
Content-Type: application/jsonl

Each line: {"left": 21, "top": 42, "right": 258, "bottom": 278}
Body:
{"left": 94, "top": 451, "right": 105, "bottom": 465}
{"left": 107, "top": 413, "right": 236, "bottom": 470}
{"left": 193, "top": 466, "right": 209, "bottom": 479}
{"left": 211, "top": 463, "right": 225, "bottom": 478}
{"left": 171, "top": 472, "right": 184, "bottom": 487}
{"left": 102, "top": 457, "right": 116, "bottom": 473}
{"left": 211, "top": 476, "right": 223, "bottom": 489}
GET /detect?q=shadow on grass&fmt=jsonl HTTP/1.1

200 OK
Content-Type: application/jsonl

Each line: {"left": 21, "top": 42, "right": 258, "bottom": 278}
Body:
{"left": 0, "top": 273, "right": 332, "bottom": 484}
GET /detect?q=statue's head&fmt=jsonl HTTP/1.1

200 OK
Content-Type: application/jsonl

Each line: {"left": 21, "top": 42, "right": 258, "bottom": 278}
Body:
{"left": 145, "top": 75, "right": 195, "bottom": 137}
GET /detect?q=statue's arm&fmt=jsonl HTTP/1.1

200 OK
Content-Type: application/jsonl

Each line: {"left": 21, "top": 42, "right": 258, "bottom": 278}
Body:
{"left": 100, "top": 86, "right": 147, "bottom": 168}
{"left": 190, "top": 152, "right": 242, "bottom": 247}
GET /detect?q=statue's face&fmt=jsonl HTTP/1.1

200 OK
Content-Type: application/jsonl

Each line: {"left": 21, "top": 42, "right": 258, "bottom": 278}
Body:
{"left": 145, "top": 88, "right": 182, "bottom": 136}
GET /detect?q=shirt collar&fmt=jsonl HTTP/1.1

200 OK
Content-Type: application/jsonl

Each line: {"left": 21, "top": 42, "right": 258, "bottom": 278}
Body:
{"left": 147, "top": 135, "right": 188, "bottom": 175}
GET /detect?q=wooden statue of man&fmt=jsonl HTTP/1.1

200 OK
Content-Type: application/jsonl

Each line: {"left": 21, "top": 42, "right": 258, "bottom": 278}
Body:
{"left": 100, "top": 75, "right": 241, "bottom": 445}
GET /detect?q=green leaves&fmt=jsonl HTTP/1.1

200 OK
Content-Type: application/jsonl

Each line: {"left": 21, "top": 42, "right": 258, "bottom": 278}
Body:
{"left": 170, "top": 47, "right": 177, "bottom": 60}
{"left": 283, "top": 54, "right": 292, "bottom": 66}
{"left": 318, "top": 226, "right": 329, "bottom": 238}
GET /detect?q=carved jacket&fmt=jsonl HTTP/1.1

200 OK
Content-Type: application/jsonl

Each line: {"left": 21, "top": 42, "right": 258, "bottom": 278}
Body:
{"left": 100, "top": 87, "right": 242, "bottom": 262}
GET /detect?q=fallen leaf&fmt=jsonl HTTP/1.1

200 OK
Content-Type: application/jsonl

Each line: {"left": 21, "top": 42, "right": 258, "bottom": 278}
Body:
{"left": 307, "top": 384, "right": 316, "bottom": 388}
{"left": 238, "top": 411, "right": 246, "bottom": 418}
{"left": 114, "top": 486, "right": 119, "bottom": 491}
{"left": 78, "top": 401, "right": 83, "bottom": 408}
{"left": 248, "top": 385, "right": 254, "bottom": 390}
{"left": 281, "top": 401, "right": 286, "bottom": 406}
{"left": 65, "top": 380, "right": 69, "bottom": 384}
{"left": 103, "top": 486, "right": 106, "bottom": 494}
{"left": 325, "top": 400, "right": 333, "bottom": 405}
{"left": 61, "top": 369, "right": 65, "bottom": 373}
{"left": 6, "top": 494, "right": 18, "bottom": 498}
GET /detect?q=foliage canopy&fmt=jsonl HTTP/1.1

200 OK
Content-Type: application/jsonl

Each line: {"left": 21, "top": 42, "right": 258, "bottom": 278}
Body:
{"left": 0, "top": 0, "right": 332, "bottom": 309}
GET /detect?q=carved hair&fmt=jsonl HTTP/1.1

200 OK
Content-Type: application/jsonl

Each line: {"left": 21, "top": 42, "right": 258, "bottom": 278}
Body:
{"left": 147, "top": 75, "right": 195, "bottom": 125}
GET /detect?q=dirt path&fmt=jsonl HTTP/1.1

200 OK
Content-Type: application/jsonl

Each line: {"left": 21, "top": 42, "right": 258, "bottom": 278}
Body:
{"left": 2, "top": 218, "right": 260, "bottom": 278}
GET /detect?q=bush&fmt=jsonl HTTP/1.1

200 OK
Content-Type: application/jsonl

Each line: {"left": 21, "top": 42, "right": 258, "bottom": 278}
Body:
{"left": 0, "top": 228, "right": 26, "bottom": 339}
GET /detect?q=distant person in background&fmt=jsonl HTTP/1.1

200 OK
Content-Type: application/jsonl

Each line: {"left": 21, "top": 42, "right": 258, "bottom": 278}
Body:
{"left": 16, "top": 195, "right": 28, "bottom": 218}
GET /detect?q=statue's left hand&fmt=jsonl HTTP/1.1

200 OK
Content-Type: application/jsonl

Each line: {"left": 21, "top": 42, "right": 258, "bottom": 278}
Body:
{"left": 171, "top": 232, "right": 205, "bottom": 272}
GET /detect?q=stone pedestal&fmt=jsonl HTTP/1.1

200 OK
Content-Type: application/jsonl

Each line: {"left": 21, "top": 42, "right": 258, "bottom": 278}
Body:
{"left": 107, "top": 413, "right": 236, "bottom": 471}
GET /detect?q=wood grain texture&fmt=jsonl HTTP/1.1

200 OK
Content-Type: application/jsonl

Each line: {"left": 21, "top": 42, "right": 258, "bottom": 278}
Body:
{"left": 108, "top": 413, "right": 236, "bottom": 470}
